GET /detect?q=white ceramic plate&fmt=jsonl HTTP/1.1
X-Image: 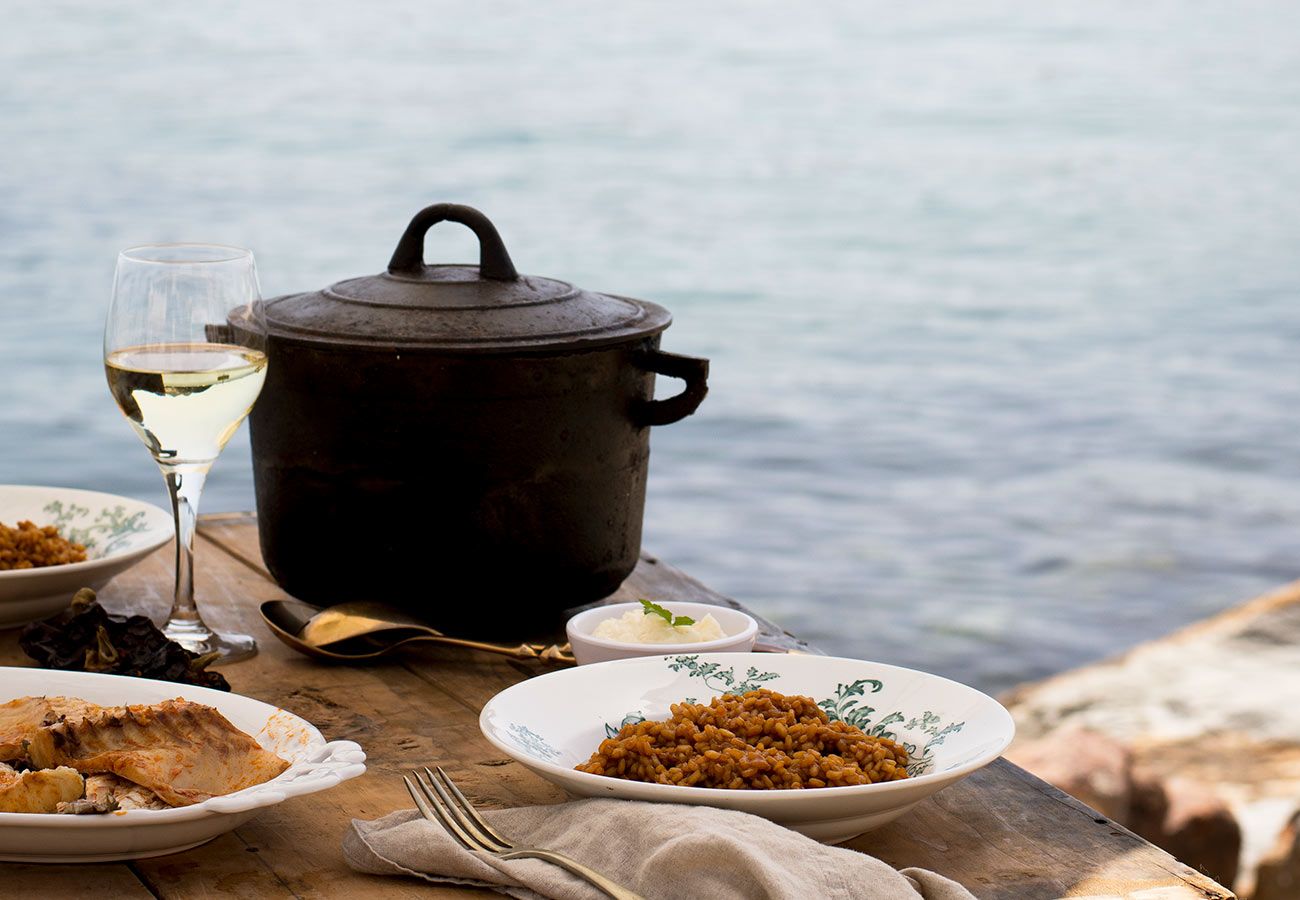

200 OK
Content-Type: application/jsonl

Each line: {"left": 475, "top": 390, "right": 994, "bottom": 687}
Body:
{"left": 0, "top": 667, "right": 366, "bottom": 862}
{"left": 480, "top": 652, "right": 1014, "bottom": 842}
{"left": 0, "top": 485, "right": 174, "bottom": 628}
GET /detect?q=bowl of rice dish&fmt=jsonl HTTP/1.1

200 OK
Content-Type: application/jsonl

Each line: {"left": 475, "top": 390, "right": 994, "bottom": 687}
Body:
{"left": 480, "top": 651, "right": 1014, "bottom": 841}
{"left": 0, "top": 485, "right": 173, "bottom": 627}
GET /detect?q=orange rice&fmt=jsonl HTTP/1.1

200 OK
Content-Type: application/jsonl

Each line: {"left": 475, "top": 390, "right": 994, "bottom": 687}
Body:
{"left": 576, "top": 688, "right": 909, "bottom": 789}
{"left": 0, "top": 521, "right": 87, "bottom": 570}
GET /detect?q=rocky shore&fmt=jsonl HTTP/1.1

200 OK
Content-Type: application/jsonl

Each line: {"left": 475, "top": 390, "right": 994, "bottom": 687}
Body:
{"left": 1002, "top": 578, "right": 1300, "bottom": 898}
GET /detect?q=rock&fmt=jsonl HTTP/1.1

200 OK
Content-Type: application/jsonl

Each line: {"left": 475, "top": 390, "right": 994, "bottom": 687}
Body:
{"left": 1007, "top": 726, "right": 1135, "bottom": 822}
{"left": 1125, "top": 766, "right": 1170, "bottom": 841}
{"left": 1003, "top": 578, "right": 1300, "bottom": 895}
{"left": 1253, "top": 809, "right": 1300, "bottom": 900}
{"left": 1149, "top": 777, "right": 1240, "bottom": 891}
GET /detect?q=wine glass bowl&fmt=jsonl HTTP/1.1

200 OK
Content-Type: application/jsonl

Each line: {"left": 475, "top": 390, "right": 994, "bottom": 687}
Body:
{"left": 105, "top": 244, "right": 267, "bottom": 663}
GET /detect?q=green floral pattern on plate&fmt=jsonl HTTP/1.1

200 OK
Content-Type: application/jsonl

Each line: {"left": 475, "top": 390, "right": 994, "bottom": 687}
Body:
{"left": 42, "top": 500, "right": 154, "bottom": 557}
{"left": 816, "top": 679, "right": 964, "bottom": 775}
{"left": 666, "top": 654, "right": 781, "bottom": 693}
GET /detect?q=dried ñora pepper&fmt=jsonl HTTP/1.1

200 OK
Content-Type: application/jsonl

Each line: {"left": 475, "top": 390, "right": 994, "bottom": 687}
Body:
{"left": 19, "top": 588, "right": 230, "bottom": 691}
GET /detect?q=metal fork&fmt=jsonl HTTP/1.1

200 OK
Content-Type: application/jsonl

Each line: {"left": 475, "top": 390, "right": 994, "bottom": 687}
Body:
{"left": 404, "top": 766, "right": 644, "bottom": 900}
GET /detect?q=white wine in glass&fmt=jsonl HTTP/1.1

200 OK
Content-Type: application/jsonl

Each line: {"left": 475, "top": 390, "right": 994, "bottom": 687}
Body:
{"left": 105, "top": 245, "right": 267, "bottom": 662}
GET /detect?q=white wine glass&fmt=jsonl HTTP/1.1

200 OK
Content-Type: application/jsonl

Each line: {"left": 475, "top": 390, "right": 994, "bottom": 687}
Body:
{"left": 105, "top": 244, "right": 268, "bottom": 663}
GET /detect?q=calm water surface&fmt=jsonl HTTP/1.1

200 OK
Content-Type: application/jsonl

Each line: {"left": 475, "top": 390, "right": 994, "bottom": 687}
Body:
{"left": 2, "top": 1, "right": 1298, "bottom": 691}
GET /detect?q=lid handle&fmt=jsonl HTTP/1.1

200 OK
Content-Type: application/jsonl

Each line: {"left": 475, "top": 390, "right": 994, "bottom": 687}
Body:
{"left": 387, "top": 203, "right": 519, "bottom": 281}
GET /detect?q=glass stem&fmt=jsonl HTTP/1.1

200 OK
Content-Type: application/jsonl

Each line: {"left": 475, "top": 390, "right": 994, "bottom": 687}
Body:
{"left": 162, "top": 462, "right": 211, "bottom": 634}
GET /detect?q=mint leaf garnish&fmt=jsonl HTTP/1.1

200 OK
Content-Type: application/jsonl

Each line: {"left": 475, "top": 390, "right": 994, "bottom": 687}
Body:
{"left": 639, "top": 599, "right": 695, "bottom": 627}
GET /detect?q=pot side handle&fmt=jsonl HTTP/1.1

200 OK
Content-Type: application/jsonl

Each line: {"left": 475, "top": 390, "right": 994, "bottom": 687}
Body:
{"left": 632, "top": 348, "right": 709, "bottom": 427}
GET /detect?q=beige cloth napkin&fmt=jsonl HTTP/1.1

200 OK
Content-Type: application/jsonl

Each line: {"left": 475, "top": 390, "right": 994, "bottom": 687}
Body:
{"left": 343, "top": 798, "right": 976, "bottom": 900}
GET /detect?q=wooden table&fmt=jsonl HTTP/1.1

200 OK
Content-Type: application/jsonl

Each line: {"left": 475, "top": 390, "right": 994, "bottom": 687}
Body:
{"left": 0, "top": 514, "right": 1233, "bottom": 900}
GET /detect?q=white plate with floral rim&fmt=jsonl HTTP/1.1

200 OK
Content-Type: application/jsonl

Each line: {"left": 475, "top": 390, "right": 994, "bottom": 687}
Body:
{"left": 479, "top": 652, "right": 1014, "bottom": 842}
{"left": 0, "top": 667, "right": 367, "bottom": 862}
{"left": 0, "top": 485, "right": 174, "bottom": 628}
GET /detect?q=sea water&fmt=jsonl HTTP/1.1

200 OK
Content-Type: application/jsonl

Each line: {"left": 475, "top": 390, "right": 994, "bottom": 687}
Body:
{"left": 1, "top": 0, "right": 1297, "bottom": 691}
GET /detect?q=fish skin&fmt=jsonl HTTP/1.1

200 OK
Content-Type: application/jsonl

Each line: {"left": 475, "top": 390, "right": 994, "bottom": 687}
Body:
{"left": 0, "top": 696, "right": 104, "bottom": 761}
{"left": 27, "top": 698, "right": 289, "bottom": 807}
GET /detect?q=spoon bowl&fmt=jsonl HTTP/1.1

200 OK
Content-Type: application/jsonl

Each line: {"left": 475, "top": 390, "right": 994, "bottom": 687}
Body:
{"left": 259, "top": 599, "right": 574, "bottom": 664}
{"left": 299, "top": 601, "right": 452, "bottom": 646}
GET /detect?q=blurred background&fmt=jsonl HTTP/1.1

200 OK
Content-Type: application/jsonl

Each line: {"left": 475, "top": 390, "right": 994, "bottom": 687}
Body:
{"left": 2, "top": 0, "right": 1298, "bottom": 692}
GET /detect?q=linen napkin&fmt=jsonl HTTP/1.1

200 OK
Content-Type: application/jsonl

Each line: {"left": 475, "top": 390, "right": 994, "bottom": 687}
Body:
{"left": 343, "top": 798, "right": 976, "bottom": 900}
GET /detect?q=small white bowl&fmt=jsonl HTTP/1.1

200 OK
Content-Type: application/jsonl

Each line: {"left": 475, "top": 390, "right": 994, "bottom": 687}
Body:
{"left": 566, "top": 601, "right": 758, "bottom": 665}
{"left": 0, "top": 485, "right": 173, "bottom": 628}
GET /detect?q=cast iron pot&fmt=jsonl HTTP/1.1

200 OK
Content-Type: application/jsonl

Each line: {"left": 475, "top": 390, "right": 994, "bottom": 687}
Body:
{"left": 247, "top": 203, "right": 708, "bottom": 630}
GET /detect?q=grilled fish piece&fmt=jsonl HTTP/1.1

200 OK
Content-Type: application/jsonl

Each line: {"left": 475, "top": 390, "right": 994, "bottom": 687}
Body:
{"left": 0, "top": 696, "right": 105, "bottom": 761}
{"left": 0, "top": 761, "right": 84, "bottom": 813}
{"left": 26, "top": 698, "right": 289, "bottom": 807}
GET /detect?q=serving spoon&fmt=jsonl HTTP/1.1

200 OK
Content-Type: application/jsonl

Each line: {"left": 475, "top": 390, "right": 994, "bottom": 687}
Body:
{"left": 259, "top": 599, "right": 574, "bottom": 664}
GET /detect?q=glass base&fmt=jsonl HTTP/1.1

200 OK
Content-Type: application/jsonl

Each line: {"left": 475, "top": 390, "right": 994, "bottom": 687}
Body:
{"left": 163, "top": 619, "right": 258, "bottom": 665}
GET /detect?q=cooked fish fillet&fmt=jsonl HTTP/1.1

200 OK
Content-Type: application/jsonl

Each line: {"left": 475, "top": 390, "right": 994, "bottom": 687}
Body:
{"left": 0, "top": 696, "right": 104, "bottom": 761}
{"left": 26, "top": 698, "right": 290, "bottom": 807}
{"left": 84, "top": 773, "right": 168, "bottom": 811}
{"left": 0, "top": 761, "right": 84, "bottom": 813}
{"left": 0, "top": 698, "right": 45, "bottom": 760}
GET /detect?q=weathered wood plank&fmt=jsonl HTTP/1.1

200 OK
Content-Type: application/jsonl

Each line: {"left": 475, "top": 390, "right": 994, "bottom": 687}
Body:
{"left": 856, "top": 760, "right": 1231, "bottom": 899}
{"left": 0, "top": 864, "right": 154, "bottom": 899}
{"left": 0, "top": 515, "right": 1233, "bottom": 899}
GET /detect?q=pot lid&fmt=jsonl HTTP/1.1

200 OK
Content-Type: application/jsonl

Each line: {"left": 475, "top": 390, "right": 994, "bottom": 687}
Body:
{"left": 263, "top": 203, "right": 672, "bottom": 353}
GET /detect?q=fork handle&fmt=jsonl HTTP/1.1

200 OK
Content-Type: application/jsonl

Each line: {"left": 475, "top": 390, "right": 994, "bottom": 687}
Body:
{"left": 498, "top": 848, "right": 644, "bottom": 900}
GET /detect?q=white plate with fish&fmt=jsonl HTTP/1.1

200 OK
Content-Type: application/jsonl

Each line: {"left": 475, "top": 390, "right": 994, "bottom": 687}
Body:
{"left": 480, "top": 652, "right": 1014, "bottom": 842}
{"left": 0, "top": 485, "right": 174, "bottom": 628}
{"left": 0, "top": 667, "right": 366, "bottom": 862}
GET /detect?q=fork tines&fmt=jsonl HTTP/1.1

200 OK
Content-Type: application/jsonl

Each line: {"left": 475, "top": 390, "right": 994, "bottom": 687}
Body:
{"left": 404, "top": 766, "right": 510, "bottom": 854}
